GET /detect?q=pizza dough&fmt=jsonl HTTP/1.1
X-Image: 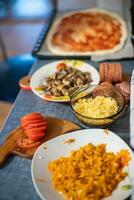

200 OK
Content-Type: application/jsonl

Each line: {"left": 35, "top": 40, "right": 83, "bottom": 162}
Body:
{"left": 47, "top": 9, "right": 127, "bottom": 55}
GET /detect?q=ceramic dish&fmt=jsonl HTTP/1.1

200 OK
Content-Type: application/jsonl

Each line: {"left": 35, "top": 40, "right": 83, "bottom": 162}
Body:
{"left": 31, "top": 129, "right": 134, "bottom": 200}
{"left": 30, "top": 60, "right": 100, "bottom": 102}
{"left": 70, "top": 84, "right": 128, "bottom": 127}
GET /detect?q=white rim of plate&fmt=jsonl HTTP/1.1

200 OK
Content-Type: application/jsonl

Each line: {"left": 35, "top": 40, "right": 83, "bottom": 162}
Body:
{"left": 31, "top": 128, "right": 134, "bottom": 200}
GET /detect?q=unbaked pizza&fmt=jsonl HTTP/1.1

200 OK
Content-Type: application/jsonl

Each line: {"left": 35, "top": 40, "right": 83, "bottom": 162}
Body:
{"left": 47, "top": 9, "right": 127, "bottom": 55}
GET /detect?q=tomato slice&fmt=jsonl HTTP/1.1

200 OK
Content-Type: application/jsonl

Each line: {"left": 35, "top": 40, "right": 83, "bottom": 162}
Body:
{"left": 56, "top": 62, "right": 67, "bottom": 70}
{"left": 23, "top": 122, "right": 47, "bottom": 129}
{"left": 21, "top": 116, "right": 44, "bottom": 123}
{"left": 25, "top": 126, "right": 47, "bottom": 132}
{"left": 20, "top": 112, "right": 48, "bottom": 142}
{"left": 20, "top": 112, "right": 44, "bottom": 121}
{"left": 21, "top": 119, "right": 47, "bottom": 128}
{"left": 17, "top": 138, "right": 41, "bottom": 149}
{"left": 25, "top": 130, "right": 45, "bottom": 141}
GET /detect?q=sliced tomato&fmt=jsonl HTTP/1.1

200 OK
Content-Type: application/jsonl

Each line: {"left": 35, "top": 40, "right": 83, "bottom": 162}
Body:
{"left": 25, "top": 129, "right": 46, "bottom": 141}
{"left": 20, "top": 112, "right": 48, "bottom": 142}
{"left": 17, "top": 138, "right": 41, "bottom": 149}
{"left": 20, "top": 112, "right": 44, "bottom": 121}
{"left": 23, "top": 122, "right": 47, "bottom": 129}
{"left": 21, "top": 116, "right": 44, "bottom": 123}
{"left": 25, "top": 125, "right": 47, "bottom": 131}
{"left": 21, "top": 119, "right": 47, "bottom": 128}
{"left": 25, "top": 130, "right": 45, "bottom": 141}
{"left": 56, "top": 62, "right": 67, "bottom": 70}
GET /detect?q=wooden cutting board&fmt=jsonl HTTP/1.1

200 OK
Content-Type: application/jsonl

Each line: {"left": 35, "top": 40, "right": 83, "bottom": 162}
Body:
{"left": 0, "top": 116, "right": 80, "bottom": 166}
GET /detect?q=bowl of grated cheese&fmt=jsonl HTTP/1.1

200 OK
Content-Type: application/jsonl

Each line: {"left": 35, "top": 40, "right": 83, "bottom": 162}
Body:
{"left": 70, "top": 84, "right": 127, "bottom": 127}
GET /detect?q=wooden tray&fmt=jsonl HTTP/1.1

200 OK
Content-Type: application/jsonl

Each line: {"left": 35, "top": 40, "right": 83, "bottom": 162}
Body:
{"left": 0, "top": 116, "right": 80, "bottom": 166}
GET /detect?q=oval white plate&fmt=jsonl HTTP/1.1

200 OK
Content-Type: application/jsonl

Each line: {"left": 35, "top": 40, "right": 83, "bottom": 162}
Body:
{"left": 30, "top": 60, "right": 100, "bottom": 102}
{"left": 31, "top": 129, "right": 134, "bottom": 200}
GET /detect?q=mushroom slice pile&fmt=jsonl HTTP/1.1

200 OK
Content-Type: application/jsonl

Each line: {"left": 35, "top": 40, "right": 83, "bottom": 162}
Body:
{"left": 42, "top": 66, "right": 92, "bottom": 97}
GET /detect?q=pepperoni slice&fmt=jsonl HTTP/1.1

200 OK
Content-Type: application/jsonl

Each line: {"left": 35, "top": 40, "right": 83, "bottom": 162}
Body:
{"left": 106, "top": 63, "right": 112, "bottom": 82}
{"left": 118, "top": 63, "right": 122, "bottom": 82}
{"left": 99, "top": 63, "right": 103, "bottom": 82}
{"left": 104, "top": 63, "right": 109, "bottom": 82}
{"left": 99, "top": 63, "right": 107, "bottom": 82}
{"left": 112, "top": 63, "right": 116, "bottom": 83}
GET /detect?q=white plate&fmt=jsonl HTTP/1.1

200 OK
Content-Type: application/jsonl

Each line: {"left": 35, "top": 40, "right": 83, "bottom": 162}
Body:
{"left": 31, "top": 129, "right": 134, "bottom": 200}
{"left": 30, "top": 60, "right": 100, "bottom": 102}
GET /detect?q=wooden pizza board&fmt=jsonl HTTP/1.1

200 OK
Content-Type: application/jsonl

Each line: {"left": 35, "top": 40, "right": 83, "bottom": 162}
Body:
{"left": 0, "top": 116, "right": 80, "bottom": 166}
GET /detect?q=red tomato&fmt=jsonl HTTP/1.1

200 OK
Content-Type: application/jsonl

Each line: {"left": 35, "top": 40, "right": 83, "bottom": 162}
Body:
{"left": 56, "top": 62, "right": 67, "bottom": 70}
{"left": 25, "top": 125, "right": 47, "bottom": 132}
{"left": 21, "top": 119, "right": 47, "bottom": 128}
{"left": 24, "top": 131, "right": 46, "bottom": 140}
{"left": 25, "top": 130, "right": 45, "bottom": 141}
{"left": 20, "top": 112, "right": 48, "bottom": 142}
{"left": 23, "top": 122, "right": 47, "bottom": 129}
{"left": 20, "top": 112, "right": 44, "bottom": 121}
{"left": 17, "top": 138, "right": 41, "bottom": 149}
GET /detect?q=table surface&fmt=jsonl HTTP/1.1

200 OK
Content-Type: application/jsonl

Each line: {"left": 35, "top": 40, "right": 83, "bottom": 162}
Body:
{"left": 0, "top": 59, "right": 134, "bottom": 200}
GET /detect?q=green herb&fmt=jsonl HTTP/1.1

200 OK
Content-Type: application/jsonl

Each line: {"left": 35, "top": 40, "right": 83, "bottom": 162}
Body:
{"left": 121, "top": 184, "right": 132, "bottom": 190}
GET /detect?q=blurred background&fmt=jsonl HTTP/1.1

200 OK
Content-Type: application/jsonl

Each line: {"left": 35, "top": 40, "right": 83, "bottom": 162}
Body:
{"left": 0, "top": 0, "right": 55, "bottom": 129}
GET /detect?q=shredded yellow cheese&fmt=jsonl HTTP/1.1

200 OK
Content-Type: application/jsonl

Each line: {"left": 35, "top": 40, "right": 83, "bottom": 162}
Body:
{"left": 73, "top": 96, "right": 118, "bottom": 118}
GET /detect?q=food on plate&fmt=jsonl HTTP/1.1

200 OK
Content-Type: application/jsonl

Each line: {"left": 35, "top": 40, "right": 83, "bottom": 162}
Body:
{"left": 47, "top": 9, "right": 127, "bottom": 55}
{"left": 64, "top": 138, "right": 76, "bottom": 144}
{"left": 41, "top": 63, "right": 92, "bottom": 97}
{"left": 114, "top": 81, "right": 130, "bottom": 103}
{"left": 73, "top": 96, "right": 118, "bottom": 118}
{"left": 104, "top": 128, "right": 109, "bottom": 134}
{"left": 17, "top": 112, "right": 48, "bottom": 149}
{"left": 121, "top": 184, "right": 132, "bottom": 190}
{"left": 48, "top": 143, "right": 130, "bottom": 200}
{"left": 99, "top": 62, "right": 122, "bottom": 83}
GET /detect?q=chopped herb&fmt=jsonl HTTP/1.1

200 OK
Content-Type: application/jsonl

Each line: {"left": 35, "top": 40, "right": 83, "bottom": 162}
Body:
{"left": 121, "top": 184, "right": 132, "bottom": 190}
{"left": 64, "top": 138, "right": 76, "bottom": 144}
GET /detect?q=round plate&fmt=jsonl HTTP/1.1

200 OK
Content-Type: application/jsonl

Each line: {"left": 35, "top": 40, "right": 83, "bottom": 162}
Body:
{"left": 31, "top": 129, "right": 134, "bottom": 200}
{"left": 30, "top": 60, "right": 100, "bottom": 102}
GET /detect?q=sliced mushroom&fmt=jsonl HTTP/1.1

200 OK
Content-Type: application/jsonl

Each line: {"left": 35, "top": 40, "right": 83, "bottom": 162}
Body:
{"left": 42, "top": 66, "right": 92, "bottom": 97}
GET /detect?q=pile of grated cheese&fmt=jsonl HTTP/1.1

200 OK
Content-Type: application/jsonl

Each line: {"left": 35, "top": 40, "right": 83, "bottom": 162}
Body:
{"left": 73, "top": 96, "right": 118, "bottom": 118}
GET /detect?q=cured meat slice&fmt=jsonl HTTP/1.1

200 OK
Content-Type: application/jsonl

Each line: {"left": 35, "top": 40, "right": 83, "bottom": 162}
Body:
{"left": 114, "top": 81, "right": 130, "bottom": 102}
{"left": 99, "top": 62, "right": 123, "bottom": 83}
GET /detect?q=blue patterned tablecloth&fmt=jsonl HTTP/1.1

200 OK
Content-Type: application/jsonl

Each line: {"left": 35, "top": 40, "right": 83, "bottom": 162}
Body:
{"left": 0, "top": 59, "right": 134, "bottom": 200}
